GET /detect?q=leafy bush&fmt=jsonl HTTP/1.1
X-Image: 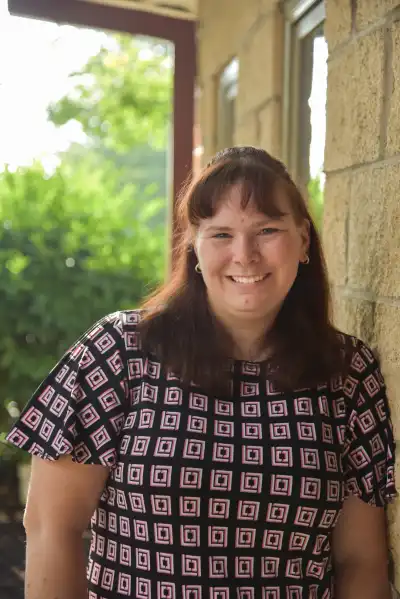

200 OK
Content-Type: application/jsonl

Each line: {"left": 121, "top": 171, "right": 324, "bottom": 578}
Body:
{"left": 0, "top": 34, "right": 172, "bottom": 440}
{"left": 0, "top": 160, "right": 165, "bottom": 433}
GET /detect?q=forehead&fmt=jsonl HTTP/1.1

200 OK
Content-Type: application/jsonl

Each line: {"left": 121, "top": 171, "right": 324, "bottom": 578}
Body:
{"left": 203, "top": 184, "right": 291, "bottom": 224}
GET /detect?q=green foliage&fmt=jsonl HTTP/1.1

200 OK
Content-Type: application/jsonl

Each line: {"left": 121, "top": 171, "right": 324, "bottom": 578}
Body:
{"left": 60, "top": 142, "right": 168, "bottom": 226}
{"left": 0, "top": 430, "right": 21, "bottom": 463}
{"left": 0, "top": 34, "right": 172, "bottom": 443}
{"left": 0, "top": 161, "right": 165, "bottom": 432}
{"left": 307, "top": 174, "right": 324, "bottom": 231}
{"left": 48, "top": 36, "right": 173, "bottom": 152}
{"left": 48, "top": 35, "right": 173, "bottom": 225}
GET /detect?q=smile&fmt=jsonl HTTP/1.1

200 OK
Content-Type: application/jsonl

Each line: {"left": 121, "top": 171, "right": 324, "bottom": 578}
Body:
{"left": 228, "top": 274, "right": 269, "bottom": 284}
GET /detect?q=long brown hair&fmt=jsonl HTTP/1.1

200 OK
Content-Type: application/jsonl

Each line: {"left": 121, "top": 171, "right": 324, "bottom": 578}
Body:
{"left": 139, "top": 146, "right": 345, "bottom": 393}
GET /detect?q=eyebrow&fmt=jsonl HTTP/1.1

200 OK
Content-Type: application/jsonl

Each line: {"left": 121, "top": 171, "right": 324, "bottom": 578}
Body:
{"left": 252, "top": 216, "right": 287, "bottom": 226}
{"left": 203, "top": 215, "right": 287, "bottom": 233}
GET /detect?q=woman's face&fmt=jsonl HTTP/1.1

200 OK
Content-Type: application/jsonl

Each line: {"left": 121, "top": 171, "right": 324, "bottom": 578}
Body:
{"left": 194, "top": 184, "right": 310, "bottom": 327}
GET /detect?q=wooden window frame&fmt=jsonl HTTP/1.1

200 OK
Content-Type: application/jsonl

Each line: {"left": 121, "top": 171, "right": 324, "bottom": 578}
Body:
{"left": 282, "top": 0, "right": 326, "bottom": 187}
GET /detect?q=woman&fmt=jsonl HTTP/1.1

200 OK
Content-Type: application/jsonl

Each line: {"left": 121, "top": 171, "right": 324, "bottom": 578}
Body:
{"left": 7, "top": 146, "right": 396, "bottom": 599}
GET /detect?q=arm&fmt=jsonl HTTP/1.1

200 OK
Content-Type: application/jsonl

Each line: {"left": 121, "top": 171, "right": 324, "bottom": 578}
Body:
{"left": 333, "top": 495, "right": 392, "bottom": 599}
{"left": 24, "top": 455, "right": 109, "bottom": 599}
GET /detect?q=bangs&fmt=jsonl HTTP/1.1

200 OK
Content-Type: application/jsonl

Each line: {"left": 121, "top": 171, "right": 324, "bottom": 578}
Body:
{"left": 188, "top": 161, "right": 287, "bottom": 224}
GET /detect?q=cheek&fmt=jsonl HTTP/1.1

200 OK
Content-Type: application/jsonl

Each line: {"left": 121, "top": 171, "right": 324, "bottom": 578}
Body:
{"left": 263, "top": 236, "right": 301, "bottom": 269}
{"left": 197, "top": 241, "right": 229, "bottom": 277}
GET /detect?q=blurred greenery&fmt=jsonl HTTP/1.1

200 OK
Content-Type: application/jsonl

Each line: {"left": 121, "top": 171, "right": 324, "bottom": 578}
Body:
{"left": 48, "top": 36, "right": 172, "bottom": 151}
{"left": 0, "top": 34, "right": 172, "bottom": 440}
{"left": 49, "top": 35, "right": 173, "bottom": 225}
{"left": 307, "top": 173, "right": 324, "bottom": 231}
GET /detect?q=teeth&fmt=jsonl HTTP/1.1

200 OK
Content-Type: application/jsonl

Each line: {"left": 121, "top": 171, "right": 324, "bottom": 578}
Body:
{"left": 231, "top": 275, "right": 266, "bottom": 284}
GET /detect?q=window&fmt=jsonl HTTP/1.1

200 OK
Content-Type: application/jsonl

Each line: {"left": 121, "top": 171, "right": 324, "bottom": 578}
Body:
{"left": 283, "top": 0, "right": 327, "bottom": 229}
{"left": 217, "top": 58, "right": 239, "bottom": 150}
{"left": 192, "top": 86, "right": 204, "bottom": 176}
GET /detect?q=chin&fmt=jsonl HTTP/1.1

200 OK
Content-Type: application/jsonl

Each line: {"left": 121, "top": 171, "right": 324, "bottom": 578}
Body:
{"left": 230, "top": 301, "right": 270, "bottom": 316}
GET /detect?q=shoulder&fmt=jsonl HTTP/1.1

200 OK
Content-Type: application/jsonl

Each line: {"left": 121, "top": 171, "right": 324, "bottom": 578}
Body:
{"left": 333, "top": 332, "right": 387, "bottom": 412}
{"left": 65, "top": 309, "right": 145, "bottom": 366}
{"left": 92, "top": 309, "right": 144, "bottom": 331}
{"left": 119, "top": 308, "right": 145, "bottom": 329}
{"left": 335, "top": 331, "right": 383, "bottom": 381}
{"left": 84, "top": 309, "right": 144, "bottom": 339}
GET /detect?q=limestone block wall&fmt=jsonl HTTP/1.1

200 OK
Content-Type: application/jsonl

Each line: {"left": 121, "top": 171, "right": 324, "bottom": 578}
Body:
{"left": 197, "top": 0, "right": 284, "bottom": 163}
{"left": 324, "top": 0, "right": 400, "bottom": 581}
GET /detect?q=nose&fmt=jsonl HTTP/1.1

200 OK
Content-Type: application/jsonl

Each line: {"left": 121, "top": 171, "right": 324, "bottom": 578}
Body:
{"left": 231, "top": 234, "right": 260, "bottom": 266}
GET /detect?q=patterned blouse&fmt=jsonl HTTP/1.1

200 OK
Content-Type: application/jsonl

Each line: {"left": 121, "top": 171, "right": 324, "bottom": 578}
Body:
{"left": 6, "top": 310, "right": 397, "bottom": 599}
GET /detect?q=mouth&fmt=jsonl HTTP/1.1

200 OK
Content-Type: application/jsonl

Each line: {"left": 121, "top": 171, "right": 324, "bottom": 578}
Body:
{"left": 228, "top": 274, "right": 270, "bottom": 284}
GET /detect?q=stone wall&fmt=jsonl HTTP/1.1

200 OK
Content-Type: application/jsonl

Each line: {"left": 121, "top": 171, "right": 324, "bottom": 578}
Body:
{"left": 324, "top": 0, "right": 400, "bottom": 582}
{"left": 198, "top": 0, "right": 400, "bottom": 579}
{"left": 197, "top": 0, "right": 284, "bottom": 162}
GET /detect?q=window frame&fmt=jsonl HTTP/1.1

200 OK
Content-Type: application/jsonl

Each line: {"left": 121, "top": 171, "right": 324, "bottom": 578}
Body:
{"left": 216, "top": 57, "right": 239, "bottom": 151}
{"left": 282, "top": 0, "right": 326, "bottom": 187}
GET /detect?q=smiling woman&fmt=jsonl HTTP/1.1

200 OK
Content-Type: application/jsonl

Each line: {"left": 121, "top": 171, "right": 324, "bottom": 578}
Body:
{"left": 140, "top": 146, "right": 339, "bottom": 393}
{"left": 6, "top": 146, "right": 396, "bottom": 599}
{"left": 194, "top": 186, "right": 309, "bottom": 358}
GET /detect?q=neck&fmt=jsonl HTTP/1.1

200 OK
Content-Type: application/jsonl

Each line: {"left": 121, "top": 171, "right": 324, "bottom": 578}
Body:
{"left": 209, "top": 303, "right": 275, "bottom": 362}
{"left": 231, "top": 328, "right": 269, "bottom": 361}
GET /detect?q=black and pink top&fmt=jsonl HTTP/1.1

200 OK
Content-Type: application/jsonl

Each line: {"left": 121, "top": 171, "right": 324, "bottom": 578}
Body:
{"left": 6, "top": 310, "right": 397, "bottom": 599}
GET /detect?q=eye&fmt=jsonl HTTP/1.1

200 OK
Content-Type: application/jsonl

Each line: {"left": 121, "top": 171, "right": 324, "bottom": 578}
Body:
{"left": 259, "top": 227, "right": 280, "bottom": 235}
{"left": 212, "top": 232, "right": 232, "bottom": 239}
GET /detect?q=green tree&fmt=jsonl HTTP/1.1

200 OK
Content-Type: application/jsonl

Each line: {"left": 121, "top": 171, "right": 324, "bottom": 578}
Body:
{"left": 48, "top": 35, "right": 173, "bottom": 151}
{"left": 0, "top": 160, "right": 165, "bottom": 434}
{"left": 0, "top": 34, "right": 172, "bottom": 442}
{"left": 59, "top": 142, "right": 168, "bottom": 226}
{"left": 48, "top": 35, "right": 173, "bottom": 225}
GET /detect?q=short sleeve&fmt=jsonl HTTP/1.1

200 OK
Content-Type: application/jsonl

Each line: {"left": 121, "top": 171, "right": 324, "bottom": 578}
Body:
{"left": 343, "top": 340, "right": 397, "bottom": 506}
{"left": 6, "top": 312, "right": 128, "bottom": 469}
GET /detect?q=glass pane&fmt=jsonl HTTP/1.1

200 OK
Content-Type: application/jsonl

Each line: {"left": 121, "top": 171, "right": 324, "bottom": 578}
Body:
{"left": 218, "top": 59, "right": 238, "bottom": 150}
{"left": 298, "top": 23, "right": 327, "bottom": 230}
{"left": 308, "top": 30, "right": 328, "bottom": 230}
